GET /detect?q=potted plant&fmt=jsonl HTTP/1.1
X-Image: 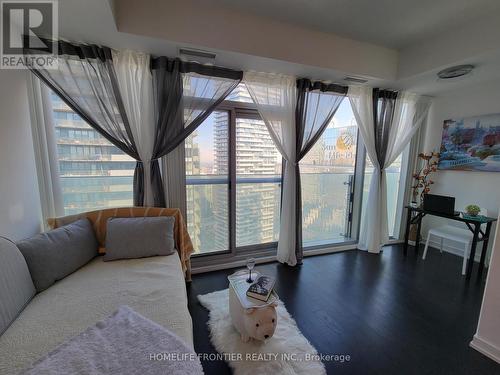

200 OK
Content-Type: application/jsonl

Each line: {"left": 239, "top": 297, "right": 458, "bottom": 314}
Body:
{"left": 411, "top": 152, "right": 440, "bottom": 206}
{"left": 409, "top": 152, "right": 440, "bottom": 242}
{"left": 465, "top": 204, "right": 481, "bottom": 217}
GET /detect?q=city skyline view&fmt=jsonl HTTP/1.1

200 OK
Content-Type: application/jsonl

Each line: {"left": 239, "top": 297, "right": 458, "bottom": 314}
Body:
{"left": 193, "top": 84, "right": 358, "bottom": 174}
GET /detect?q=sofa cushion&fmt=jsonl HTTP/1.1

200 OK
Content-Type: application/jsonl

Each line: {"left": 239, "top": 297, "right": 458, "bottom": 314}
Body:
{"left": 104, "top": 216, "right": 176, "bottom": 261}
{"left": 0, "top": 237, "right": 36, "bottom": 336}
{"left": 17, "top": 219, "right": 98, "bottom": 293}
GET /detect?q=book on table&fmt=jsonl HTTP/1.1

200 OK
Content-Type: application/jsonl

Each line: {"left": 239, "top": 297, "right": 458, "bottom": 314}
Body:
{"left": 228, "top": 271, "right": 278, "bottom": 309}
{"left": 246, "top": 275, "right": 276, "bottom": 302}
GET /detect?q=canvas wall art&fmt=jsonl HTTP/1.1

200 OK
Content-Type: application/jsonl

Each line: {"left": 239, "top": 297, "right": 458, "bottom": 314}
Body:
{"left": 438, "top": 113, "right": 500, "bottom": 172}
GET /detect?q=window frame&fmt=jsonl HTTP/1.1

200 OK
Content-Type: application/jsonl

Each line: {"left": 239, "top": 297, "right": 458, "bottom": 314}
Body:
{"left": 188, "top": 99, "right": 282, "bottom": 259}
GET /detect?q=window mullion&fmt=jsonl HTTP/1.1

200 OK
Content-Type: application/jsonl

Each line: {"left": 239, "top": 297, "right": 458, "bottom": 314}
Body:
{"left": 229, "top": 108, "right": 237, "bottom": 255}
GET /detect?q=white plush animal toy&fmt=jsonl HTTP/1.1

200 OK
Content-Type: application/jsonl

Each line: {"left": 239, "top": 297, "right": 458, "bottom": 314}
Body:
{"left": 229, "top": 287, "right": 278, "bottom": 342}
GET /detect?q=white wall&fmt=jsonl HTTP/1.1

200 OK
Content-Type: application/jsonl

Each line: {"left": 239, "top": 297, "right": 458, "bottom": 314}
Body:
{"left": 471, "top": 213, "right": 500, "bottom": 363}
{"left": 421, "top": 79, "right": 500, "bottom": 258}
{"left": 0, "top": 70, "right": 42, "bottom": 240}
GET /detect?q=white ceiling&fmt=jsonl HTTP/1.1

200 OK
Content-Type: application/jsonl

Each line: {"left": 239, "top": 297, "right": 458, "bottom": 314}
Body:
{"left": 204, "top": 0, "right": 500, "bottom": 49}
{"left": 53, "top": 0, "right": 500, "bottom": 96}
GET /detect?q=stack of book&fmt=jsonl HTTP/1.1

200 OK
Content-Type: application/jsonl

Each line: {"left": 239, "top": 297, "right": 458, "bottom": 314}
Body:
{"left": 228, "top": 271, "right": 277, "bottom": 309}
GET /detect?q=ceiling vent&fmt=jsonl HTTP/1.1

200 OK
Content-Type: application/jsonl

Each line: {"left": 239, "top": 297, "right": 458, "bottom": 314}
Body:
{"left": 437, "top": 65, "right": 474, "bottom": 79}
{"left": 179, "top": 48, "right": 216, "bottom": 63}
{"left": 344, "top": 76, "right": 368, "bottom": 84}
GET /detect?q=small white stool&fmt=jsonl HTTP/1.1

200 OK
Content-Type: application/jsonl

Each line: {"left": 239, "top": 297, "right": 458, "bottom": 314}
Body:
{"left": 422, "top": 225, "right": 472, "bottom": 275}
{"left": 423, "top": 210, "right": 489, "bottom": 276}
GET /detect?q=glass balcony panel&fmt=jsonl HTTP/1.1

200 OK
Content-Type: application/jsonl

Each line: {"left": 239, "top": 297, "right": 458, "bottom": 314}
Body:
{"left": 301, "top": 173, "right": 353, "bottom": 245}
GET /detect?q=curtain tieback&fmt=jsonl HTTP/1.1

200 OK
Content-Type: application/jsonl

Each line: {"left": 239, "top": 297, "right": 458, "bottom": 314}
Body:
{"left": 138, "top": 158, "right": 160, "bottom": 164}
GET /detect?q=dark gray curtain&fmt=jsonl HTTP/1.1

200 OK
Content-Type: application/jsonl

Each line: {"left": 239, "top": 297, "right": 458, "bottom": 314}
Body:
{"left": 24, "top": 41, "right": 145, "bottom": 205}
{"left": 294, "top": 79, "right": 347, "bottom": 264}
{"left": 372, "top": 88, "right": 398, "bottom": 169}
{"left": 150, "top": 57, "right": 242, "bottom": 207}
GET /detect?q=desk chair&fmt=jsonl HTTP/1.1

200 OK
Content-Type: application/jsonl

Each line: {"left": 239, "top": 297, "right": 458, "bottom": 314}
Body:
{"left": 422, "top": 210, "right": 488, "bottom": 275}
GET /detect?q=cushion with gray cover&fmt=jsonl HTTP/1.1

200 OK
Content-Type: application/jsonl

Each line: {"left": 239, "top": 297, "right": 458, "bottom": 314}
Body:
{"left": 17, "top": 219, "right": 98, "bottom": 293}
{"left": 104, "top": 216, "right": 176, "bottom": 261}
{"left": 0, "top": 237, "right": 36, "bottom": 336}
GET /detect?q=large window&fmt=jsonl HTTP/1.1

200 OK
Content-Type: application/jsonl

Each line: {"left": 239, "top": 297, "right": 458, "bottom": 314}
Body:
{"left": 49, "top": 92, "right": 134, "bottom": 215}
{"left": 300, "top": 100, "right": 359, "bottom": 246}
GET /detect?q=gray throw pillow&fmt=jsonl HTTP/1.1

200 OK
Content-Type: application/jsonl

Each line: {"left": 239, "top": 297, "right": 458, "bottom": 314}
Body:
{"left": 104, "top": 216, "right": 176, "bottom": 261}
{"left": 17, "top": 219, "right": 98, "bottom": 293}
{"left": 0, "top": 237, "right": 36, "bottom": 336}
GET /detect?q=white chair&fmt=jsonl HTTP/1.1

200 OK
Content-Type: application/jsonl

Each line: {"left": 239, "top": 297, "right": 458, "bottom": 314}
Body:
{"left": 422, "top": 210, "right": 488, "bottom": 275}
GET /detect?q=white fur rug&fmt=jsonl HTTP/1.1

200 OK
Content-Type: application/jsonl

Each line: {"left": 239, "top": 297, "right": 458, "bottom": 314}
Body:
{"left": 197, "top": 289, "right": 326, "bottom": 375}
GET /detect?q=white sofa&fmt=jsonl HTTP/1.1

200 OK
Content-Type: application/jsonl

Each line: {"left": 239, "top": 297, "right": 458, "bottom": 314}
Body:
{"left": 0, "top": 252, "right": 193, "bottom": 375}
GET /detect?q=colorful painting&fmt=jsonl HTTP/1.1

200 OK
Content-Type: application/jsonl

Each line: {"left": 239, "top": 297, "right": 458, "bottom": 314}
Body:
{"left": 438, "top": 113, "right": 500, "bottom": 172}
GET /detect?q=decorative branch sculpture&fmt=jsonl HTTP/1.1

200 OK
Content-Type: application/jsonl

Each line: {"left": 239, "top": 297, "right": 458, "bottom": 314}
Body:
{"left": 411, "top": 152, "right": 440, "bottom": 206}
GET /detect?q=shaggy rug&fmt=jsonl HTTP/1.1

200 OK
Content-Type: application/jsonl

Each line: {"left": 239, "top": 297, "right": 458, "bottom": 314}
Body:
{"left": 197, "top": 289, "right": 326, "bottom": 375}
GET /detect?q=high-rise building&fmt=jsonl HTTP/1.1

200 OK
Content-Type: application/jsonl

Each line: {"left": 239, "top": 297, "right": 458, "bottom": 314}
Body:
{"left": 185, "top": 132, "right": 202, "bottom": 250}
{"left": 50, "top": 93, "right": 135, "bottom": 215}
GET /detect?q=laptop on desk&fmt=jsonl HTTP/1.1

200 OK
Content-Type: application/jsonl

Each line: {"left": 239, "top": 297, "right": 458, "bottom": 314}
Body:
{"left": 423, "top": 194, "right": 461, "bottom": 216}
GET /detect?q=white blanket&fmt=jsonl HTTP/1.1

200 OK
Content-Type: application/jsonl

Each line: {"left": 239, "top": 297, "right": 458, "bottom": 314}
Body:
{"left": 21, "top": 306, "right": 203, "bottom": 375}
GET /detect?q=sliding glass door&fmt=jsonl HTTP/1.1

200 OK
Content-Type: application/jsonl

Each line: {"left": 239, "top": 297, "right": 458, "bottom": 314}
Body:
{"left": 235, "top": 115, "right": 282, "bottom": 248}
{"left": 300, "top": 99, "right": 360, "bottom": 246}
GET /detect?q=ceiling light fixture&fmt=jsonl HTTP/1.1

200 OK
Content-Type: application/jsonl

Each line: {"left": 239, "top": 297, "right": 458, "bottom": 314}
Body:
{"left": 437, "top": 64, "right": 474, "bottom": 79}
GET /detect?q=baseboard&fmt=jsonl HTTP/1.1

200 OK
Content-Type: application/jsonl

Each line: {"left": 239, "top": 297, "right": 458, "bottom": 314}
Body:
{"left": 191, "top": 244, "right": 356, "bottom": 275}
{"left": 192, "top": 255, "right": 276, "bottom": 274}
{"left": 427, "top": 238, "right": 483, "bottom": 263}
{"left": 470, "top": 335, "right": 500, "bottom": 364}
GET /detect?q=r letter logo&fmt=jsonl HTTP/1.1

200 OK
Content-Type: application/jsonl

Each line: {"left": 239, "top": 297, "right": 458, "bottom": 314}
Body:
{"left": 1, "top": 1, "right": 58, "bottom": 69}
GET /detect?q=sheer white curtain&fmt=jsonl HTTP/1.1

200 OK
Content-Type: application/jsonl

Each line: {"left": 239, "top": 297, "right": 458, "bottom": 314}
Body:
{"left": 112, "top": 50, "right": 156, "bottom": 206}
{"left": 244, "top": 72, "right": 298, "bottom": 265}
{"left": 386, "top": 92, "right": 431, "bottom": 163}
{"left": 348, "top": 86, "right": 383, "bottom": 252}
{"left": 26, "top": 74, "right": 64, "bottom": 222}
{"left": 348, "top": 86, "right": 431, "bottom": 253}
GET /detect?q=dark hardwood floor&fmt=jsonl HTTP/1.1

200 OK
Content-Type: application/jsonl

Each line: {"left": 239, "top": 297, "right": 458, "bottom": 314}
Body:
{"left": 186, "top": 245, "right": 500, "bottom": 375}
